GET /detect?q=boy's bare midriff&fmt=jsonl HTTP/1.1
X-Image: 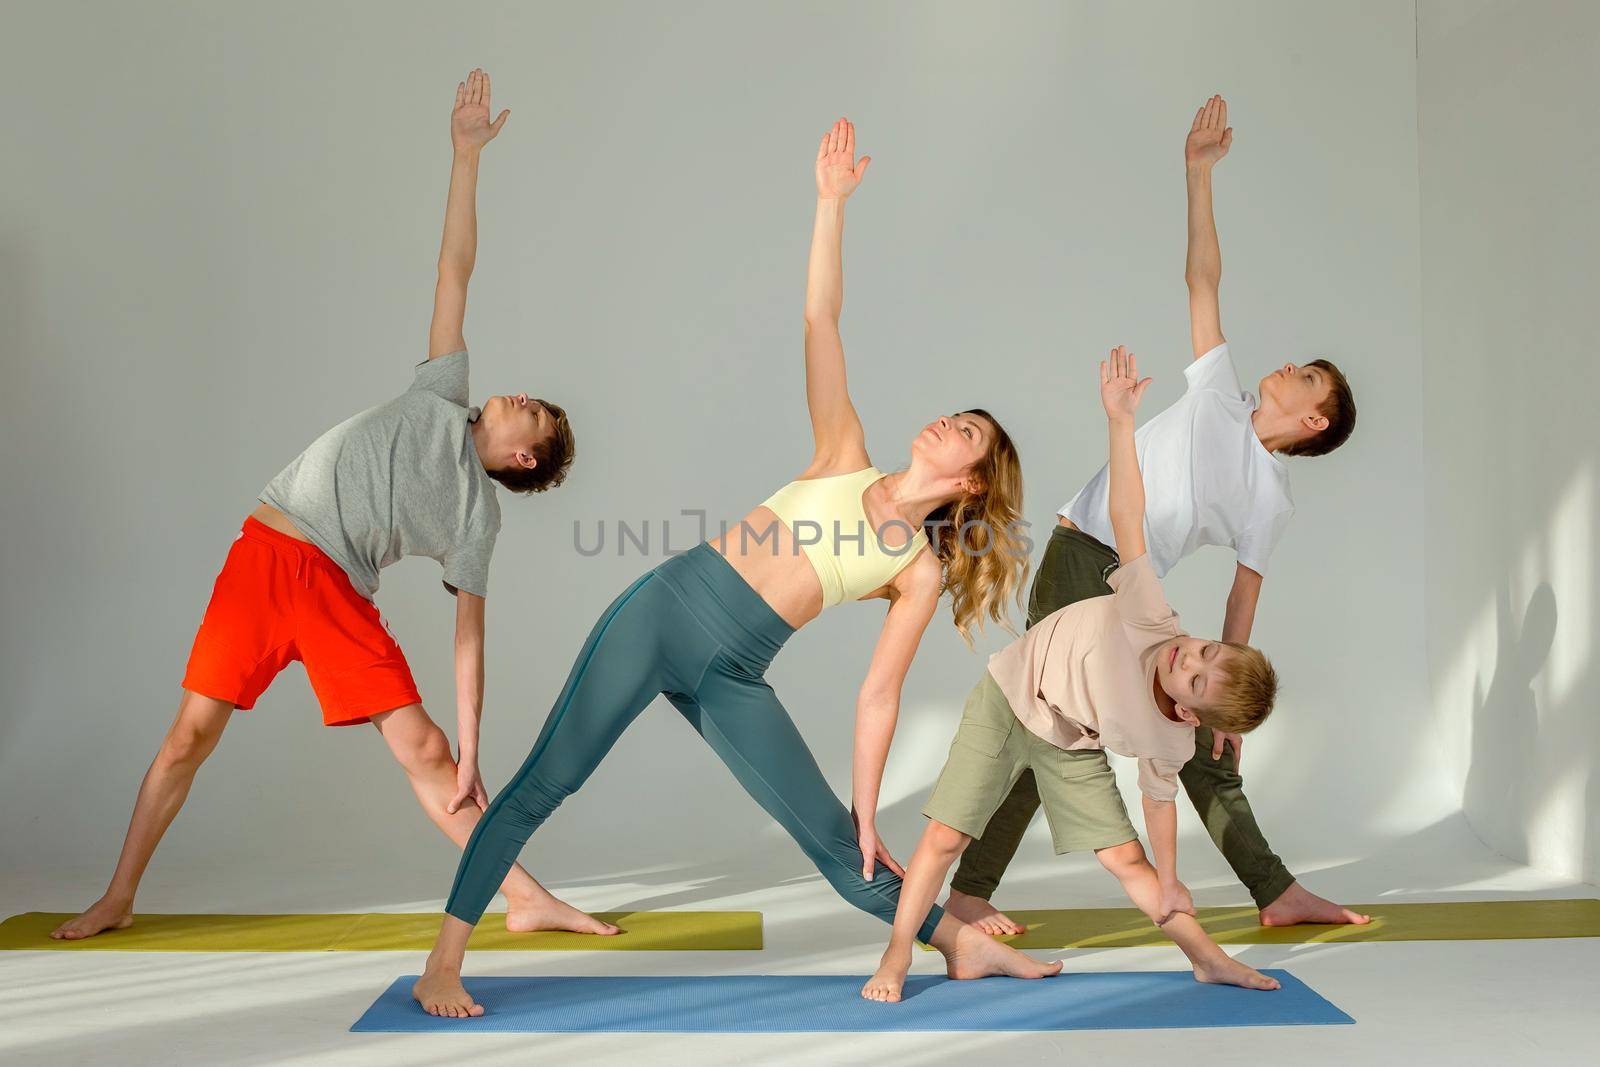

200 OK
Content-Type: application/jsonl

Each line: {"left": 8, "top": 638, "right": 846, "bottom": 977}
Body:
{"left": 248, "top": 502, "right": 313, "bottom": 542}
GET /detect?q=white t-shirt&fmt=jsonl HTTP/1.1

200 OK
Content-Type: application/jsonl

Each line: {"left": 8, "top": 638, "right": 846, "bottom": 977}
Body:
{"left": 1060, "top": 344, "right": 1292, "bottom": 577}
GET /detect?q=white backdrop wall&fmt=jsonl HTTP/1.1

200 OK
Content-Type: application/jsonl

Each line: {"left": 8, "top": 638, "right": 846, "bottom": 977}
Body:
{"left": 1419, "top": 0, "right": 1600, "bottom": 883}
{"left": 0, "top": 1, "right": 1427, "bottom": 907}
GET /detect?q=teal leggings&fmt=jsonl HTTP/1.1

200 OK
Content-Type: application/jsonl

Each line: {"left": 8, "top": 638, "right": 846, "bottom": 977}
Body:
{"left": 446, "top": 543, "right": 945, "bottom": 945}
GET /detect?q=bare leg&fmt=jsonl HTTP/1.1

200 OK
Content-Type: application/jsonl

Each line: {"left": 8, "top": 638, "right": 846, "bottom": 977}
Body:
{"left": 413, "top": 915, "right": 482, "bottom": 1017}
{"left": 1096, "top": 839, "right": 1278, "bottom": 990}
{"left": 864, "top": 820, "right": 971, "bottom": 1002}
{"left": 943, "top": 770, "right": 1038, "bottom": 936}
{"left": 371, "top": 705, "right": 618, "bottom": 935}
{"left": 919, "top": 824, "right": 1063, "bottom": 989}
{"left": 51, "top": 691, "right": 235, "bottom": 939}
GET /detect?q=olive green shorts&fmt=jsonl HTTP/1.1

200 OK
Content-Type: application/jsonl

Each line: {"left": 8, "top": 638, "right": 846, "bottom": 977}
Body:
{"left": 922, "top": 672, "right": 1137, "bottom": 855}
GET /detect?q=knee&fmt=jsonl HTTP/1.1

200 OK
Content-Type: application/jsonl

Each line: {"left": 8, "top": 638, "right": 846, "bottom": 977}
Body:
{"left": 925, "top": 820, "right": 971, "bottom": 859}
{"left": 157, "top": 722, "right": 217, "bottom": 770}
{"left": 396, "top": 725, "right": 456, "bottom": 774}
{"left": 1096, "top": 838, "right": 1149, "bottom": 876}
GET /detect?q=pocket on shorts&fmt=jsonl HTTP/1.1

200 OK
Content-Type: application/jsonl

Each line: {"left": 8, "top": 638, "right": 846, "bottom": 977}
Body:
{"left": 952, "top": 677, "right": 1015, "bottom": 758}
{"left": 1041, "top": 745, "right": 1114, "bottom": 781}
{"left": 953, "top": 719, "right": 1012, "bottom": 759}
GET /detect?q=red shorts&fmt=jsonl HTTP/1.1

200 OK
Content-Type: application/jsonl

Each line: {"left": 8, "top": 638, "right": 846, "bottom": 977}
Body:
{"left": 182, "top": 517, "right": 422, "bottom": 726}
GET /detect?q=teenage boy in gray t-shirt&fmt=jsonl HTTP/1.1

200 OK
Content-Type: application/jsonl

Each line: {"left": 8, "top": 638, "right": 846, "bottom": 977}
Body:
{"left": 53, "top": 70, "right": 605, "bottom": 943}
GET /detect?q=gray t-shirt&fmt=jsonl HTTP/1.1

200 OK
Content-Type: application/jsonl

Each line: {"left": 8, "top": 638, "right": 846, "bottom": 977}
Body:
{"left": 259, "top": 350, "right": 501, "bottom": 599}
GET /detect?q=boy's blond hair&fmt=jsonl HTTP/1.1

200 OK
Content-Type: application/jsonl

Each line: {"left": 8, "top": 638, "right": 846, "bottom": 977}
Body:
{"left": 1199, "top": 643, "right": 1279, "bottom": 733}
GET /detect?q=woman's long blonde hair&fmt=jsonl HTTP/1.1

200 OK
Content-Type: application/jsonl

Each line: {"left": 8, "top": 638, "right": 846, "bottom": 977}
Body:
{"left": 923, "top": 408, "right": 1028, "bottom": 645}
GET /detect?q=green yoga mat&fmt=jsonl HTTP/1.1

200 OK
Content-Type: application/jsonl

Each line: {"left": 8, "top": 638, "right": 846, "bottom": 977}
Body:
{"left": 0, "top": 911, "right": 762, "bottom": 952}
{"left": 942, "top": 899, "right": 1600, "bottom": 949}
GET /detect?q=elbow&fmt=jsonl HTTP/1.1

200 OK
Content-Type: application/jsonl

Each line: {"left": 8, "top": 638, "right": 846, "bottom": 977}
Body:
{"left": 856, "top": 686, "right": 900, "bottom": 718}
{"left": 802, "top": 309, "right": 840, "bottom": 333}
{"left": 1109, "top": 504, "right": 1143, "bottom": 529}
{"left": 437, "top": 260, "right": 473, "bottom": 287}
{"left": 1184, "top": 270, "right": 1219, "bottom": 292}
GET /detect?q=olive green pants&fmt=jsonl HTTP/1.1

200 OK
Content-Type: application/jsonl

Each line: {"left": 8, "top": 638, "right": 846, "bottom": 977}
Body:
{"left": 947, "top": 524, "right": 1296, "bottom": 910}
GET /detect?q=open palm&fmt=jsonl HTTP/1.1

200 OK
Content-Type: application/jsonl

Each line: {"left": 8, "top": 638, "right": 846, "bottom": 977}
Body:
{"left": 1100, "top": 345, "right": 1152, "bottom": 418}
{"left": 1185, "top": 94, "right": 1233, "bottom": 167}
{"left": 815, "top": 118, "right": 871, "bottom": 200}
{"left": 451, "top": 67, "right": 509, "bottom": 151}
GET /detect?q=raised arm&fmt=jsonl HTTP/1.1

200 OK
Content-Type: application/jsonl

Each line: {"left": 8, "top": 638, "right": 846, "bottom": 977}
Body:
{"left": 850, "top": 554, "right": 940, "bottom": 881}
{"left": 428, "top": 68, "right": 510, "bottom": 360}
{"left": 1183, "top": 95, "right": 1233, "bottom": 360}
{"left": 801, "top": 119, "right": 873, "bottom": 474}
{"left": 1100, "top": 346, "right": 1153, "bottom": 561}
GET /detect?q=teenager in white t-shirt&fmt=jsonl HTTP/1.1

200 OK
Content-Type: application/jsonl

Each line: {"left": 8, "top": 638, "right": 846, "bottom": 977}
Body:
{"left": 945, "top": 94, "right": 1366, "bottom": 933}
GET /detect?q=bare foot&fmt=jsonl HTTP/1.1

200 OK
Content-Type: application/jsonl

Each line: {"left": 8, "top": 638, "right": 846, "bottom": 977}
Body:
{"left": 862, "top": 946, "right": 913, "bottom": 1003}
{"left": 504, "top": 894, "right": 620, "bottom": 936}
{"left": 943, "top": 889, "right": 1025, "bottom": 937}
{"left": 941, "top": 922, "right": 1062, "bottom": 982}
{"left": 412, "top": 966, "right": 484, "bottom": 1019}
{"left": 49, "top": 897, "right": 133, "bottom": 940}
{"left": 1193, "top": 952, "right": 1280, "bottom": 991}
{"left": 1259, "top": 882, "right": 1371, "bottom": 926}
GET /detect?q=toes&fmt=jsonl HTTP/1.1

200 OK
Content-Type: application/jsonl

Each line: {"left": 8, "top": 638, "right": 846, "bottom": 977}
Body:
{"left": 469, "top": 1003, "right": 484, "bottom": 1017}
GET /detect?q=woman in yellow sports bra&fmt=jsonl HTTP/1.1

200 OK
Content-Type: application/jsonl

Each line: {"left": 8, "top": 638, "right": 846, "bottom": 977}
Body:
{"left": 416, "top": 119, "right": 1056, "bottom": 1018}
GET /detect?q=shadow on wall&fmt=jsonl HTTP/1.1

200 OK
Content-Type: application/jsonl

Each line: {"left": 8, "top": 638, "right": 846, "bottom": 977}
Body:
{"left": 1458, "top": 560, "right": 1598, "bottom": 884}
{"left": 1463, "top": 583, "right": 1555, "bottom": 860}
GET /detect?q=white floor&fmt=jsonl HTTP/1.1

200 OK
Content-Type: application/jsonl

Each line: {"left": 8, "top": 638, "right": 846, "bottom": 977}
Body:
{"left": 3, "top": 815, "right": 1596, "bottom": 1066}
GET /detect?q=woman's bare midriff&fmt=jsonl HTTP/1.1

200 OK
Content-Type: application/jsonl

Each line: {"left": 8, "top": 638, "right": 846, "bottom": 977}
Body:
{"left": 1058, "top": 516, "right": 1079, "bottom": 531}
{"left": 707, "top": 506, "right": 825, "bottom": 629}
{"left": 248, "top": 502, "right": 313, "bottom": 542}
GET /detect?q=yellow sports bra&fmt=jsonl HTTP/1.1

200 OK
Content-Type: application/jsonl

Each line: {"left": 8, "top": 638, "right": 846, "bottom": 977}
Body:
{"left": 760, "top": 466, "right": 929, "bottom": 608}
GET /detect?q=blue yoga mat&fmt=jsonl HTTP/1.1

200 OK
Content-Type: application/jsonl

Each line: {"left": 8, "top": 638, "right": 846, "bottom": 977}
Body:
{"left": 352, "top": 970, "right": 1352, "bottom": 1032}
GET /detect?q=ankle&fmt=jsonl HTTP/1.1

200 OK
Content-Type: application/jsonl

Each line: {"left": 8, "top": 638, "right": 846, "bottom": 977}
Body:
{"left": 424, "top": 953, "right": 463, "bottom": 976}
{"left": 98, "top": 890, "right": 135, "bottom": 910}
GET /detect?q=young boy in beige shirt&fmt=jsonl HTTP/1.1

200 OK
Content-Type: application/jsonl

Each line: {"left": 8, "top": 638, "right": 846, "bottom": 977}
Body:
{"left": 863, "top": 347, "right": 1282, "bottom": 1003}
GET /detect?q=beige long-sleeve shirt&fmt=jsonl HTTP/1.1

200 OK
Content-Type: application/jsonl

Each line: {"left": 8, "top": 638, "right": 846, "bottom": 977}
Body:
{"left": 986, "top": 554, "right": 1196, "bottom": 801}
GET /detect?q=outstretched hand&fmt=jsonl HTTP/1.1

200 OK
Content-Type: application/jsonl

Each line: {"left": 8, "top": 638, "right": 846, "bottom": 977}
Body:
{"left": 452, "top": 68, "right": 510, "bottom": 151}
{"left": 1100, "top": 345, "right": 1152, "bottom": 419}
{"left": 1185, "top": 94, "right": 1233, "bottom": 168}
{"left": 816, "top": 118, "right": 871, "bottom": 200}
